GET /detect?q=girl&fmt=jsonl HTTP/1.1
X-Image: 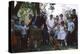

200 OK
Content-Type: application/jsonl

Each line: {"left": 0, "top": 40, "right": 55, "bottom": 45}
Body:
{"left": 57, "top": 22, "right": 67, "bottom": 47}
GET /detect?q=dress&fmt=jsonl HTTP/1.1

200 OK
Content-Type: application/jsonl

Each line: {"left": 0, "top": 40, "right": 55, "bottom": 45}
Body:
{"left": 57, "top": 25, "right": 67, "bottom": 40}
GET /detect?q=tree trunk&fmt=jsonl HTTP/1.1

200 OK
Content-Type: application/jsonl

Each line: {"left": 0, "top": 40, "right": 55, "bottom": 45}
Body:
{"left": 35, "top": 3, "right": 40, "bottom": 16}
{"left": 14, "top": 2, "right": 23, "bottom": 16}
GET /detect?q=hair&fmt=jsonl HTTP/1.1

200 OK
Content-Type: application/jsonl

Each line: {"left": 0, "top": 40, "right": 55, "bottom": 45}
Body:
{"left": 60, "top": 14, "right": 63, "bottom": 17}
{"left": 56, "top": 15, "right": 59, "bottom": 21}
{"left": 72, "top": 9, "right": 76, "bottom": 12}
{"left": 50, "top": 14, "right": 53, "bottom": 18}
{"left": 21, "top": 20, "right": 24, "bottom": 24}
{"left": 56, "top": 15, "right": 58, "bottom": 17}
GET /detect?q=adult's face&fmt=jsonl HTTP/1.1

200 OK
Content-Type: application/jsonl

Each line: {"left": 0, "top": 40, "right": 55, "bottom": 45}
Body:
{"left": 72, "top": 9, "right": 76, "bottom": 15}
{"left": 60, "top": 14, "right": 63, "bottom": 19}
{"left": 50, "top": 15, "right": 53, "bottom": 20}
{"left": 56, "top": 16, "right": 59, "bottom": 21}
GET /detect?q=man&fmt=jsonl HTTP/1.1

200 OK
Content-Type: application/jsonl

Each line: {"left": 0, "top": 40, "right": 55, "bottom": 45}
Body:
{"left": 67, "top": 18, "right": 75, "bottom": 46}
{"left": 67, "top": 19, "right": 75, "bottom": 33}
{"left": 46, "top": 15, "right": 54, "bottom": 34}
{"left": 71, "top": 9, "right": 78, "bottom": 46}
{"left": 35, "top": 14, "right": 45, "bottom": 28}
{"left": 41, "top": 16, "right": 49, "bottom": 45}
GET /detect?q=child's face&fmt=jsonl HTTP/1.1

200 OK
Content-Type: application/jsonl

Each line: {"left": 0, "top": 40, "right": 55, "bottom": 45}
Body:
{"left": 21, "top": 22, "right": 25, "bottom": 26}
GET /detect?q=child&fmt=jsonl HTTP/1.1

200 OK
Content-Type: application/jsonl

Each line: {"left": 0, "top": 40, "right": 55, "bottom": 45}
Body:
{"left": 14, "top": 19, "right": 21, "bottom": 36}
{"left": 20, "top": 21, "right": 29, "bottom": 38}
{"left": 57, "top": 22, "right": 67, "bottom": 47}
{"left": 20, "top": 21, "right": 29, "bottom": 48}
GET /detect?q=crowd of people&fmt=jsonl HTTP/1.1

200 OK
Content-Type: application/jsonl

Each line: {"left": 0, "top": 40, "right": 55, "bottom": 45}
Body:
{"left": 42, "top": 9, "right": 78, "bottom": 48}
{"left": 11, "top": 9, "right": 78, "bottom": 50}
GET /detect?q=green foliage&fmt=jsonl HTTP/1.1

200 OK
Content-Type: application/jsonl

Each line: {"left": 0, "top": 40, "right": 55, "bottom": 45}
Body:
{"left": 17, "top": 2, "right": 37, "bottom": 20}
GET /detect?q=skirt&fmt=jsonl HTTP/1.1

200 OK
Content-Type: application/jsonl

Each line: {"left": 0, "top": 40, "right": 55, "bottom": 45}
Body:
{"left": 57, "top": 31, "right": 67, "bottom": 40}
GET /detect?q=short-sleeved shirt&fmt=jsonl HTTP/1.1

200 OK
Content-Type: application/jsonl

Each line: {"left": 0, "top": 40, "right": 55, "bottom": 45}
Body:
{"left": 68, "top": 21, "right": 74, "bottom": 33}
{"left": 20, "top": 25, "right": 29, "bottom": 35}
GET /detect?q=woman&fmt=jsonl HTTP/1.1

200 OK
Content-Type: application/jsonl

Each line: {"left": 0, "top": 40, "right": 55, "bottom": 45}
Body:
{"left": 41, "top": 15, "right": 49, "bottom": 45}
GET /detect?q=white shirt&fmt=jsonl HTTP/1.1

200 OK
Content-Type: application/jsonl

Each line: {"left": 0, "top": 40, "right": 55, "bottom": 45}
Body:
{"left": 46, "top": 18, "right": 54, "bottom": 33}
